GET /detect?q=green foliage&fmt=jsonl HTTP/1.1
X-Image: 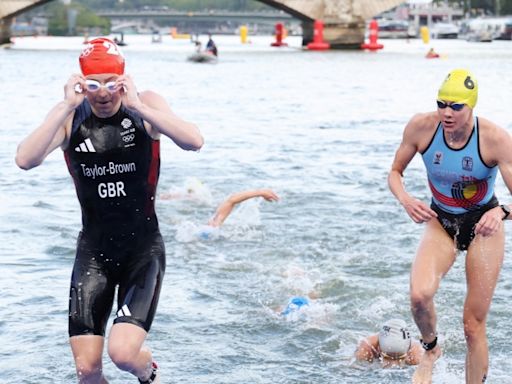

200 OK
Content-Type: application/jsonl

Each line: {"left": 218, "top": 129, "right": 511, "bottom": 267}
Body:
{"left": 45, "top": 2, "right": 110, "bottom": 36}
{"left": 46, "top": 3, "right": 68, "bottom": 35}
{"left": 76, "top": 7, "right": 110, "bottom": 33}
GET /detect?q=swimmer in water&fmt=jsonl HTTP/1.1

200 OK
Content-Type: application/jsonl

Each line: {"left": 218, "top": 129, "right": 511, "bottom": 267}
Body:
{"left": 354, "top": 319, "right": 423, "bottom": 368}
{"left": 159, "top": 177, "right": 212, "bottom": 203}
{"left": 208, "top": 188, "right": 279, "bottom": 227}
{"left": 187, "top": 188, "right": 279, "bottom": 240}
{"left": 198, "top": 189, "right": 279, "bottom": 239}
{"left": 280, "top": 296, "right": 310, "bottom": 316}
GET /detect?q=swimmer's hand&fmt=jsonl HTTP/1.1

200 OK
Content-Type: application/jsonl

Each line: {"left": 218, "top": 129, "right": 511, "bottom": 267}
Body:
{"left": 401, "top": 196, "right": 437, "bottom": 224}
{"left": 259, "top": 189, "right": 279, "bottom": 202}
{"left": 116, "top": 74, "right": 142, "bottom": 112}
{"left": 65, "top": 74, "right": 86, "bottom": 108}
{"left": 474, "top": 206, "right": 503, "bottom": 237}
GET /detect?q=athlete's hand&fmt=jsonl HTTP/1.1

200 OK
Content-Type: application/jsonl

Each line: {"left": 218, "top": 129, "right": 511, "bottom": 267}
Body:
{"left": 64, "top": 74, "right": 86, "bottom": 109}
{"left": 259, "top": 189, "right": 279, "bottom": 202}
{"left": 117, "top": 74, "right": 143, "bottom": 112}
{"left": 401, "top": 196, "right": 437, "bottom": 224}
{"left": 474, "top": 206, "right": 503, "bottom": 237}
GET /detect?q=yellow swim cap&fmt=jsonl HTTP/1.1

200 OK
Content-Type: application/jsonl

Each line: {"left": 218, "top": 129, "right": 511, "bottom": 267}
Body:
{"left": 437, "top": 69, "right": 478, "bottom": 109}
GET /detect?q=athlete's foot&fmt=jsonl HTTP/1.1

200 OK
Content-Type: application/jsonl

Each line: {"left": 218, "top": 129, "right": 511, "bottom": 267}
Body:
{"left": 138, "top": 361, "right": 159, "bottom": 384}
{"left": 412, "top": 346, "right": 442, "bottom": 384}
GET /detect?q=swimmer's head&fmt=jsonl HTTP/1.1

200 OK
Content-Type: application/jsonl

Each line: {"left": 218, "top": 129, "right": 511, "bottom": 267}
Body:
{"left": 378, "top": 319, "right": 411, "bottom": 358}
{"left": 184, "top": 177, "right": 203, "bottom": 195}
{"left": 280, "top": 296, "right": 309, "bottom": 316}
{"left": 437, "top": 68, "right": 478, "bottom": 109}
{"left": 79, "top": 37, "right": 125, "bottom": 76}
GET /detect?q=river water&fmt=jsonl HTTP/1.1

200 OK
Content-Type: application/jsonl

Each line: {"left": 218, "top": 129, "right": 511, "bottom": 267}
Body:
{"left": 1, "top": 34, "right": 512, "bottom": 383}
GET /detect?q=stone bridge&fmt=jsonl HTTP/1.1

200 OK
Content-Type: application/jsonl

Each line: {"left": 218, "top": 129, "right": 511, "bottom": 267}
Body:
{"left": 1, "top": 0, "right": 407, "bottom": 48}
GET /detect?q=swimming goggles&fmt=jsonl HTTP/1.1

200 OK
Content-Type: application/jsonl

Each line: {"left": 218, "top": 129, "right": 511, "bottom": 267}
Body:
{"left": 380, "top": 351, "right": 408, "bottom": 360}
{"left": 84, "top": 79, "right": 118, "bottom": 93}
{"left": 436, "top": 100, "right": 465, "bottom": 111}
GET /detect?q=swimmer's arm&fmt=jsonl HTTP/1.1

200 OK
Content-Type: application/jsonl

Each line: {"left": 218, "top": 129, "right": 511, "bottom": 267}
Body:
{"left": 15, "top": 102, "right": 74, "bottom": 170}
{"left": 405, "top": 341, "right": 424, "bottom": 365}
{"left": 119, "top": 76, "right": 203, "bottom": 151}
{"left": 475, "top": 123, "right": 512, "bottom": 235}
{"left": 388, "top": 115, "right": 437, "bottom": 223}
{"left": 494, "top": 126, "right": 512, "bottom": 204}
{"left": 15, "top": 75, "right": 84, "bottom": 170}
{"left": 388, "top": 115, "right": 422, "bottom": 202}
{"left": 354, "top": 334, "right": 378, "bottom": 362}
{"left": 208, "top": 189, "right": 279, "bottom": 227}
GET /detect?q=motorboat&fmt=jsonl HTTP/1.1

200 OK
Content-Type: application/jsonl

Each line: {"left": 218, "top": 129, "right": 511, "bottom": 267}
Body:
{"left": 375, "top": 19, "right": 412, "bottom": 38}
{"left": 187, "top": 51, "right": 218, "bottom": 63}
{"left": 430, "top": 22, "right": 459, "bottom": 39}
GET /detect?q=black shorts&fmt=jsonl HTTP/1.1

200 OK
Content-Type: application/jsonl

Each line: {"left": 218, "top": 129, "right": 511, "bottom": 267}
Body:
{"left": 68, "top": 230, "right": 166, "bottom": 337}
{"left": 431, "top": 196, "right": 499, "bottom": 251}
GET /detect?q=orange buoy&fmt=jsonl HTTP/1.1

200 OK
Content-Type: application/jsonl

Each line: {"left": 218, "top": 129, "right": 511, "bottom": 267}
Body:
{"left": 271, "top": 23, "right": 288, "bottom": 47}
{"left": 307, "top": 20, "right": 330, "bottom": 51}
{"left": 425, "top": 47, "right": 440, "bottom": 59}
{"left": 361, "top": 19, "right": 383, "bottom": 51}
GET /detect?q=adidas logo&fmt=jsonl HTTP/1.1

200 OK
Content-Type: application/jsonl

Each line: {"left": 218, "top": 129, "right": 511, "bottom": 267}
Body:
{"left": 117, "top": 304, "right": 132, "bottom": 318}
{"left": 75, "top": 138, "right": 96, "bottom": 152}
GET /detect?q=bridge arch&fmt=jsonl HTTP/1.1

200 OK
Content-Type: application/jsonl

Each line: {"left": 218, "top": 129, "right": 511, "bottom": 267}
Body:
{"left": 1, "top": 0, "right": 407, "bottom": 48}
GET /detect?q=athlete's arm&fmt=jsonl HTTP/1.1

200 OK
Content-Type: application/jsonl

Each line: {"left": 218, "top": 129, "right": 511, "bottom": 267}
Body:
{"left": 116, "top": 74, "right": 203, "bottom": 151}
{"left": 15, "top": 74, "right": 84, "bottom": 170}
{"left": 475, "top": 120, "right": 512, "bottom": 236}
{"left": 388, "top": 114, "right": 437, "bottom": 223}
{"left": 208, "top": 189, "right": 279, "bottom": 227}
{"left": 354, "top": 334, "right": 378, "bottom": 362}
{"left": 405, "top": 341, "right": 424, "bottom": 365}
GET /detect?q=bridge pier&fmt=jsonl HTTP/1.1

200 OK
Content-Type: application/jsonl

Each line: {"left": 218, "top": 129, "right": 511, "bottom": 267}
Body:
{"left": 302, "top": 20, "right": 366, "bottom": 49}
{"left": 0, "top": 17, "right": 13, "bottom": 46}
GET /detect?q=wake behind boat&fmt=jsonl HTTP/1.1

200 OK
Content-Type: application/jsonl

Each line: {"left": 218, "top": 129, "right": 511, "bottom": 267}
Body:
{"left": 187, "top": 51, "right": 218, "bottom": 63}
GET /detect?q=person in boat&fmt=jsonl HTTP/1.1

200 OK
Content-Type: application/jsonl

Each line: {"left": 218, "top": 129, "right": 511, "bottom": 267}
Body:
{"left": 388, "top": 68, "right": 512, "bottom": 383}
{"left": 194, "top": 40, "right": 202, "bottom": 53}
{"left": 354, "top": 319, "right": 423, "bottom": 368}
{"left": 15, "top": 37, "right": 203, "bottom": 383}
{"left": 425, "top": 47, "right": 440, "bottom": 59}
{"left": 206, "top": 34, "right": 218, "bottom": 57}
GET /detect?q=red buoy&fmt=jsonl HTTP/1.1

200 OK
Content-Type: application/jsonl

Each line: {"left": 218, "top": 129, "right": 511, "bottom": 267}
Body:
{"left": 271, "top": 23, "right": 288, "bottom": 47}
{"left": 307, "top": 20, "right": 330, "bottom": 51}
{"left": 361, "top": 19, "right": 383, "bottom": 51}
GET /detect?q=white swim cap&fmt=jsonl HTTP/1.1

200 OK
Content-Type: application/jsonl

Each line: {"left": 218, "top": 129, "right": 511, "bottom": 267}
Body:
{"left": 378, "top": 319, "right": 411, "bottom": 356}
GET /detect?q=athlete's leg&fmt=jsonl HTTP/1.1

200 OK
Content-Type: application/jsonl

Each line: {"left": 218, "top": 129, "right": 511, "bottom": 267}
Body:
{"left": 69, "top": 234, "right": 116, "bottom": 384}
{"left": 108, "top": 236, "right": 165, "bottom": 382}
{"left": 107, "top": 323, "right": 157, "bottom": 382}
{"left": 70, "top": 335, "right": 108, "bottom": 384}
{"left": 464, "top": 230, "right": 504, "bottom": 384}
{"left": 411, "top": 219, "right": 457, "bottom": 384}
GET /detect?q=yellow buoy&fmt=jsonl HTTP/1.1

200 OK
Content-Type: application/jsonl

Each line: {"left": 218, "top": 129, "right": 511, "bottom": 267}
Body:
{"left": 240, "top": 25, "right": 248, "bottom": 44}
{"left": 420, "top": 26, "right": 430, "bottom": 44}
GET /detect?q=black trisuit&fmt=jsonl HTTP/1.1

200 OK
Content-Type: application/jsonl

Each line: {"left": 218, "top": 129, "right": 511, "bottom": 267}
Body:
{"left": 64, "top": 99, "right": 165, "bottom": 336}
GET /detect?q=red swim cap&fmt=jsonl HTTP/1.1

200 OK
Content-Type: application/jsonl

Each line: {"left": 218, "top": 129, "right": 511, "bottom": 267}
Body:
{"left": 79, "top": 38, "right": 125, "bottom": 76}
